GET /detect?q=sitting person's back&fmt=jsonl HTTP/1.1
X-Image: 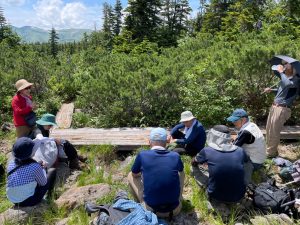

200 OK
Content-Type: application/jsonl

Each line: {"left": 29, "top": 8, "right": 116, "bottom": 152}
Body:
{"left": 6, "top": 137, "right": 56, "bottom": 207}
{"left": 134, "top": 148, "right": 182, "bottom": 210}
{"left": 192, "top": 125, "right": 248, "bottom": 203}
{"left": 128, "top": 127, "right": 184, "bottom": 218}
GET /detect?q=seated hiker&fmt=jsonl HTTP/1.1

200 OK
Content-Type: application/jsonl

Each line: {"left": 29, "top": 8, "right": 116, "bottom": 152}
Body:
{"left": 29, "top": 113, "right": 86, "bottom": 170}
{"left": 6, "top": 137, "right": 56, "bottom": 207}
{"left": 227, "top": 109, "right": 266, "bottom": 184}
{"left": 169, "top": 110, "right": 206, "bottom": 156}
{"left": 191, "top": 125, "right": 248, "bottom": 203}
{"left": 128, "top": 127, "right": 185, "bottom": 218}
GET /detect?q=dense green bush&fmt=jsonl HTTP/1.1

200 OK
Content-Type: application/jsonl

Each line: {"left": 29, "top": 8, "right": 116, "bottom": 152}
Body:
{"left": 2, "top": 1, "right": 300, "bottom": 128}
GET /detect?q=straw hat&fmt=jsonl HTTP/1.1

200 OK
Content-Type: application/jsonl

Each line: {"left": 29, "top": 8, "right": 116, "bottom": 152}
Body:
{"left": 15, "top": 79, "right": 33, "bottom": 92}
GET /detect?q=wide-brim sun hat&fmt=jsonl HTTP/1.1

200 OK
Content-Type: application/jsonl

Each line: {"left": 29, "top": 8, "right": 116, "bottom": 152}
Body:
{"left": 13, "top": 137, "right": 35, "bottom": 161}
{"left": 207, "top": 125, "right": 237, "bottom": 152}
{"left": 15, "top": 79, "right": 33, "bottom": 92}
{"left": 36, "top": 113, "right": 57, "bottom": 126}
{"left": 180, "top": 111, "right": 195, "bottom": 122}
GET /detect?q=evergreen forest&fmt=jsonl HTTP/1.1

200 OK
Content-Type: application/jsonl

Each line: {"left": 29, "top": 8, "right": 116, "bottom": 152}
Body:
{"left": 2, "top": 0, "right": 300, "bottom": 128}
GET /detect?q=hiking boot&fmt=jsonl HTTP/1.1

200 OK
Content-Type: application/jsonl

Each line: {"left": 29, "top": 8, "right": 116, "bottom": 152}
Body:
{"left": 69, "top": 159, "right": 82, "bottom": 170}
{"left": 78, "top": 155, "right": 87, "bottom": 163}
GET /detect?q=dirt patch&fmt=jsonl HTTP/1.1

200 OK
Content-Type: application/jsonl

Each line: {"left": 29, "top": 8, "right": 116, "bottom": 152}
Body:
{"left": 0, "top": 140, "right": 11, "bottom": 156}
{"left": 278, "top": 142, "right": 300, "bottom": 161}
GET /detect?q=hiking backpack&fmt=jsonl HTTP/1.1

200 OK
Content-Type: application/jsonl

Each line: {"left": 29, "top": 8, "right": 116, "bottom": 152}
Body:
{"left": 251, "top": 179, "right": 292, "bottom": 214}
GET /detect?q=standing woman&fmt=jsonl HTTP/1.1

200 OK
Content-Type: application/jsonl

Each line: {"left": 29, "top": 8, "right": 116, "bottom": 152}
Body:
{"left": 12, "top": 79, "right": 36, "bottom": 138}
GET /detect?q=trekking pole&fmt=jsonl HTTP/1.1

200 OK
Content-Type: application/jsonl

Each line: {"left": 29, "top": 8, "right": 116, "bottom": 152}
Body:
{"left": 281, "top": 200, "right": 296, "bottom": 208}
{"left": 283, "top": 180, "right": 298, "bottom": 186}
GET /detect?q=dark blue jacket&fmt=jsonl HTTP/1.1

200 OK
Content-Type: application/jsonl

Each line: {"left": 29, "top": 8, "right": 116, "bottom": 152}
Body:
{"left": 170, "top": 119, "right": 206, "bottom": 155}
{"left": 196, "top": 146, "right": 248, "bottom": 202}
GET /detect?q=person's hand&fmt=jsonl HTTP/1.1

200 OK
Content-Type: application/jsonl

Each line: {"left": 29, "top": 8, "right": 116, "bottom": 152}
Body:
{"left": 276, "top": 64, "right": 284, "bottom": 73}
{"left": 167, "top": 135, "right": 172, "bottom": 143}
{"left": 191, "top": 157, "right": 198, "bottom": 167}
{"left": 55, "top": 138, "right": 62, "bottom": 146}
{"left": 39, "top": 161, "right": 46, "bottom": 168}
{"left": 263, "top": 87, "right": 272, "bottom": 93}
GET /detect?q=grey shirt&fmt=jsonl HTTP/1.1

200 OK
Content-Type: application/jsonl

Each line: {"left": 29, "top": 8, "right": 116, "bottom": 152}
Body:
{"left": 273, "top": 72, "right": 299, "bottom": 107}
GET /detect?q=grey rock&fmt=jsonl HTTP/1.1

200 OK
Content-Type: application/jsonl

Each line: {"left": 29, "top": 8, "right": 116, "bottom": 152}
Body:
{"left": 251, "top": 214, "right": 293, "bottom": 225}
{"left": 119, "top": 156, "right": 133, "bottom": 170}
{"left": 55, "top": 183, "right": 111, "bottom": 210}
{"left": 170, "top": 212, "right": 200, "bottom": 225}
{"left": 0, "top": 201, "right": 49, "bottom": 224}
{"left": 279, "top": 213, "right": 294, "bottom": 224}
{"left": 55, "top": 217, "right": 69, "bottom": 225}
{"left": 250, "top": 215, "right": 269, "bottom": 225}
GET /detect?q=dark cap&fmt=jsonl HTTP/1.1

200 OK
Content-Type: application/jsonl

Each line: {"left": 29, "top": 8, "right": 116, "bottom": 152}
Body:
{"left": 12, "top": 137, "right": 35, "bottom": 161}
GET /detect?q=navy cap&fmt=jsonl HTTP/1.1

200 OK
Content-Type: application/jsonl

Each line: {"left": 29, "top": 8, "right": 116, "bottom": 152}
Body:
{"left": 227, "top": 108, "right": 248, "bottom": 122}
{"left": 12, "top": 137, "right": 35, "bottom": 161}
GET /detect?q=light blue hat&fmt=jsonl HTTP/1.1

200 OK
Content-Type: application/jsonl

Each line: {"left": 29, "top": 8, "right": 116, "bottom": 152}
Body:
{"left": 150, "top": 128, "right": 167, "bottom": 141}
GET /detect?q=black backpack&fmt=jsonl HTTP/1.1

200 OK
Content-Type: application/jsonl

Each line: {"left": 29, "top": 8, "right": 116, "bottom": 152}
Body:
{"left": 251, "top": 180, "right": 292, "bottom": 214}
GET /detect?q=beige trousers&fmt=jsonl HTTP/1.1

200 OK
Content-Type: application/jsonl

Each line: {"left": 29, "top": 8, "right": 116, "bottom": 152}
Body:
{"left": 127, "top": 171, "right": 185, "bottom": 218}
{"left": 16, "top": 126, "right": 32, "bottom": 138}
{"left": 266, "top": 105, "right": 291, "bottom": 157}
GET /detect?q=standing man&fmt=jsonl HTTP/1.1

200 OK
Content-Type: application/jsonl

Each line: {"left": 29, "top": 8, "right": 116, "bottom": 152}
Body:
{"left": 128, "top": 128, "right": 184, "bottom": 218}
{"left": 264, "top": 63, "right": 299, "bottom": 158}
{"left": 227, "top": 109, "right": 266, "bottom": 184}
{"left": 169, "top": 111, "right": 206, "bottom": 156}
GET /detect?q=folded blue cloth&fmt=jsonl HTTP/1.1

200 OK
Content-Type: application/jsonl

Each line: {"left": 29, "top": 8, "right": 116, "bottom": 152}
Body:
{"left": 113, "top": 199, "right": 168, "bottom": 225}
{"left": 272, "top": 157, "right": 293, "bottom": 167}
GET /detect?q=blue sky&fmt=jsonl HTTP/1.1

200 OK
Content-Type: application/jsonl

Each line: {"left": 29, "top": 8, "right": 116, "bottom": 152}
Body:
{"left": 0, "top": 0, "right": 200, "bottom": 30}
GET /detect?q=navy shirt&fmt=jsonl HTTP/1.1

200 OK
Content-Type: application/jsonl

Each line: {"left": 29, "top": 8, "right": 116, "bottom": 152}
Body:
{"left": 131, "top": 149, "right": 183, "bottom": 210}
{"left": 195, "top": 146, "right": 248, "bottom": 202}
{"left": 170, "top": 120, "right": 206, "bottom": 155}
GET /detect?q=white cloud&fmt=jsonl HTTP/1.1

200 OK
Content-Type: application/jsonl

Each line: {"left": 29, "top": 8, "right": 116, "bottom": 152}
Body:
{"left": 61, "top": 2, "right": 87, "bottom": 28}
{"left": 0, "top": 0, "right": 26, "bottom": 6}
{"left": 34, "top": 0, "right": 64, "bottom": 28}
{"left": 26, "top": 0, "right": 102, "bottom": 29}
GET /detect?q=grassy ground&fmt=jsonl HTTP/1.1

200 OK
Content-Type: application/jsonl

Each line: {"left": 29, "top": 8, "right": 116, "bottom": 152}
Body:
{"left": 1, "top": 134, "right": 300, "bottom": 224}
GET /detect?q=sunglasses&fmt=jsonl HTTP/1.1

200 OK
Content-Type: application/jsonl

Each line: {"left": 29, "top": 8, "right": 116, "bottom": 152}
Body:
{"left": 24, "top": 86, "right": 31, "bottom": 90}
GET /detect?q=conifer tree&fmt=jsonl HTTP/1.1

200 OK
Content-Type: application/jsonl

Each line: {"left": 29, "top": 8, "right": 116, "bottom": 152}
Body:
{"left": 113, "top": 0, "right": 122, "bottom": 36}
{"left": 102, "top": 2, "right": 114, "bottom": 49}
{"left": 124, "top": 0, "right": 162, "bottom": 42}
{"left": 0, "top": 6, "right": 20, "bottom": 46}
{"left": 49, "top": 27, "right": 59, "bottom": 58}
{"left": 0, "top": 7, "right": 6, "bottom": 41}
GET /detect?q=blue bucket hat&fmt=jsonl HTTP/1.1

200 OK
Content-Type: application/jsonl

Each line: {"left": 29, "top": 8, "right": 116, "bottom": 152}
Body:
{"left": 13, "top": 137, "right": 35, "bottom": 161}
{"left": 227, "top": 108, "right": 248, "bottom": 122}
{"left": 36, "top": 113, "right": 57, "bottom": 126}
{"left": 150, "top": 128, "right": 167, "bottom": 141}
